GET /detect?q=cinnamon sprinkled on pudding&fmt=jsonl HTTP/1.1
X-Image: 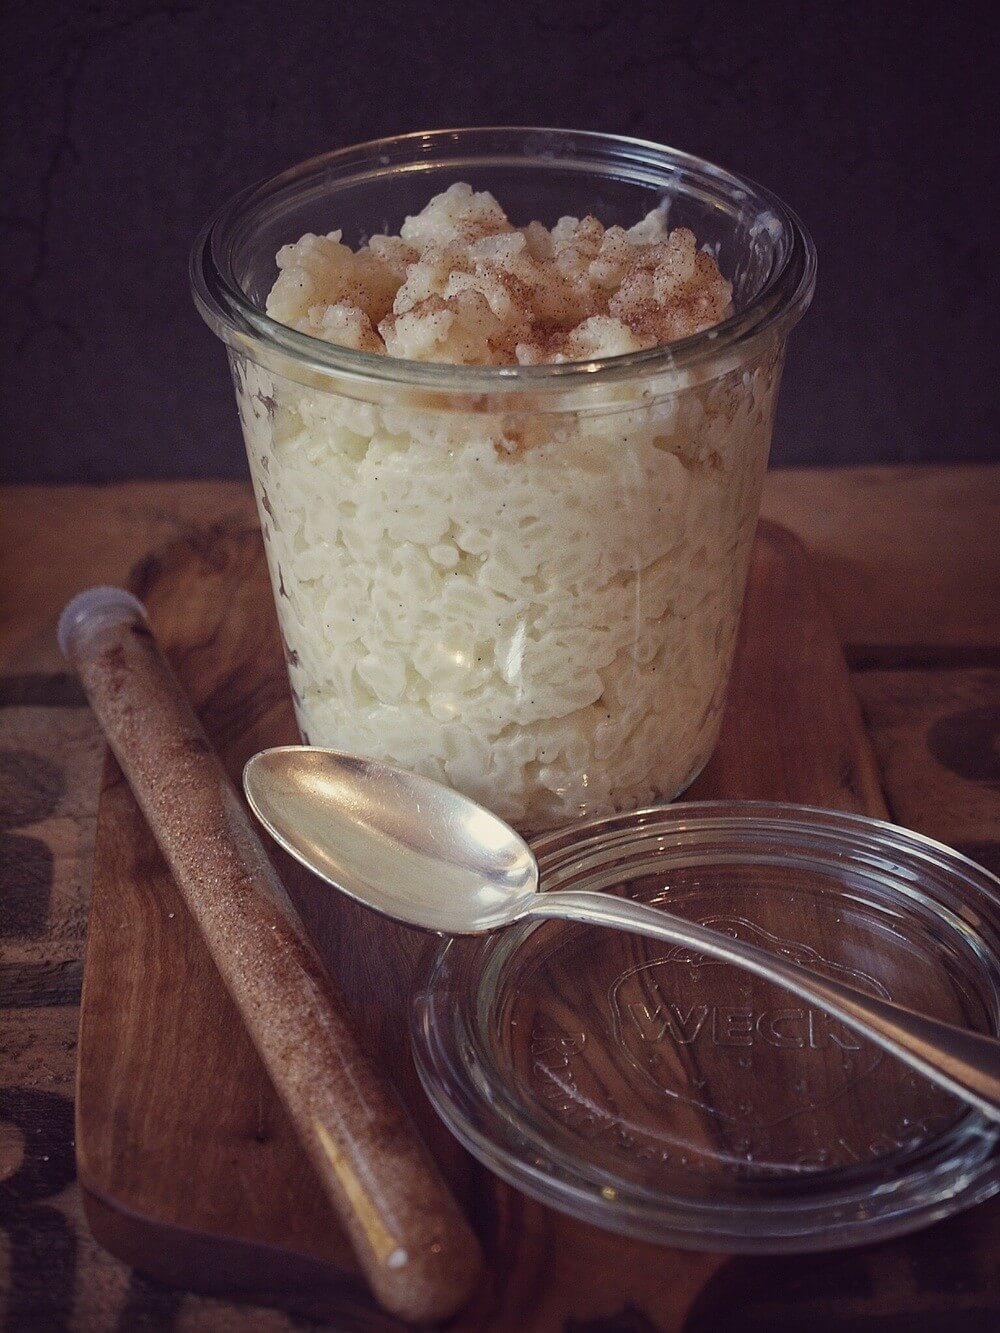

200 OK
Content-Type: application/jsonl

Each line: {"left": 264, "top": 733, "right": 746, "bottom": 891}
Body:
{"left": 266, "top": 183, "right": 732, "bottom": 364}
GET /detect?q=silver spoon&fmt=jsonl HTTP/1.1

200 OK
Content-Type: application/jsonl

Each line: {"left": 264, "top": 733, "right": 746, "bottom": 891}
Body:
{"left": 244, "top": 746, "right": 1000, "bottom": 1125}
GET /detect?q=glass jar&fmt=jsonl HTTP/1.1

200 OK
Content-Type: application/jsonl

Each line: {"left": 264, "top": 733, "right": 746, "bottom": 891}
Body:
{"left": 411, "top": 803, "right": 1000, "bottom": 1248}
{"left": 192, "top": 129, "right": 815, "bottom": 832}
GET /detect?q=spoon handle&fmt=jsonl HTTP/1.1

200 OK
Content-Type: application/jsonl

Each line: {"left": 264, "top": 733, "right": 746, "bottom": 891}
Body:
{"left": 529, "top": 889, "right": 1000, "bottom": 1124}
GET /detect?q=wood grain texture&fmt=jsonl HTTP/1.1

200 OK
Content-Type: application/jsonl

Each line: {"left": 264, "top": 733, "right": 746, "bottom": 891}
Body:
{"left": 0, "top": 484, "right": 258, "bottom": 676}
{"left": 760, "top": 465, "right": 1000, "bottom": 660}
{"left": 72, "top": 517, "right": 903, "bottom": 1329}
{"left": 855, "top": 668, "right": 1000, "bottom": 875}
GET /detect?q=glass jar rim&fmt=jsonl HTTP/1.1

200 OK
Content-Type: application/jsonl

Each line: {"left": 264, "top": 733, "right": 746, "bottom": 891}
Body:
{"left": 190, "top": 127, "right": 816, "bottom": 399}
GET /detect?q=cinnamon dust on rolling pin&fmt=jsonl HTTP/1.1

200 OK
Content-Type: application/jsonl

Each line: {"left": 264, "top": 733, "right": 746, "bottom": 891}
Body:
{"left": 59, "top": 587, "right": 481, "bottom": 1324}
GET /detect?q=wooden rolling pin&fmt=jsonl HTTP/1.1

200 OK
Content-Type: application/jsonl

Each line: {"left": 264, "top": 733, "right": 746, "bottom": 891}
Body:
{"left": 59, "top": 587, "right": 482, "bottom": 1324}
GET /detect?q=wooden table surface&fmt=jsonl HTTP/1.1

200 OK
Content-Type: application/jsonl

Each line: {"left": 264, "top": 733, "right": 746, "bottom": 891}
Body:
{"left": 1, "top": 466, "right": 999, "bottom": 1331}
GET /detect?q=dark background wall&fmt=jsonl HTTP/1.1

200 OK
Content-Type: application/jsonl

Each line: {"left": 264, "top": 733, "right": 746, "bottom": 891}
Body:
{"left": 3, "top": 0, "right": 998, "bottom": 482}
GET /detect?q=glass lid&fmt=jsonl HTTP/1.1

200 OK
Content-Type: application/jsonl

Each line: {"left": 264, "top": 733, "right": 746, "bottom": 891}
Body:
{"left": 411, "top": 802, "right": 1000, "bottom": 1252}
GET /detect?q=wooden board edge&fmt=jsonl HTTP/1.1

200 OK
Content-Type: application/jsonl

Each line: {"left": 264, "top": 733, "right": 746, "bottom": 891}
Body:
{"left": 79, "top": 1184, "right": 399, "bottom": 1330}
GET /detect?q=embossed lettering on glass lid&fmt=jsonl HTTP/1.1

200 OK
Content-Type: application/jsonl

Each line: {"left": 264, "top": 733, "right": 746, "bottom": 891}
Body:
{"left": 412, "top": 804, "right": 1000, "bottom": 1251}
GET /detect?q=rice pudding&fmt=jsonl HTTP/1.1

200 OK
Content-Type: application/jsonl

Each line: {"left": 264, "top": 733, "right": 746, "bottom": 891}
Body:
{"left": 234, "top": 184, "right": 781, "bottom": 829}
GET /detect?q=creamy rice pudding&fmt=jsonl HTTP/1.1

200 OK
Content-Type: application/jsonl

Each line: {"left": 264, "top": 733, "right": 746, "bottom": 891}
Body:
{"left": 233, "top": 183, "right": 780, "bottom": 829}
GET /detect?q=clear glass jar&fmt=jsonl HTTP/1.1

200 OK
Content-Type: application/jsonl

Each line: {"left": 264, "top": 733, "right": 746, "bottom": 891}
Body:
{"left": 192, "top": 129, "right": 815, "bottom": 832}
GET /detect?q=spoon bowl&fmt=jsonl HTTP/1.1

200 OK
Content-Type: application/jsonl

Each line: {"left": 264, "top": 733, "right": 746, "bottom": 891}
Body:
{"left": 244, "top": 746, "right": 537, "bottom": 934}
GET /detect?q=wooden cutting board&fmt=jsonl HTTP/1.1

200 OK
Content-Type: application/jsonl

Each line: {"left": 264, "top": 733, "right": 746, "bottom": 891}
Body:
{"left": 76, "top": 519, "right": 890, "bottom": 1330}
